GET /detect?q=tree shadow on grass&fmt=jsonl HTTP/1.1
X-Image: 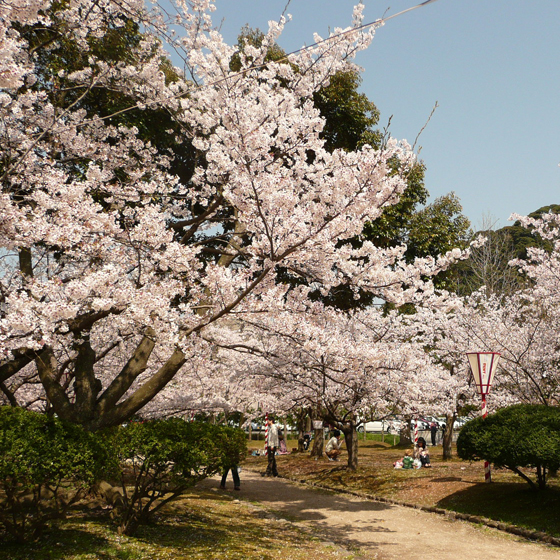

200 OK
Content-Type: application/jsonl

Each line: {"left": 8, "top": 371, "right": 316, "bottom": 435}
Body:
{"left": 430, "top": 476, "right": 476, "bottom": 483}
{"left": 1, "top": 524, "right": 112, "bottom": 560}
{"left": 0, "top": 506, "right": 283, "bottom": 560}
{"left": 136, "top": 501, "right": 357, "bottom": 559}
{"left": 437, "top": 482, "right": 560, "bottom": 538}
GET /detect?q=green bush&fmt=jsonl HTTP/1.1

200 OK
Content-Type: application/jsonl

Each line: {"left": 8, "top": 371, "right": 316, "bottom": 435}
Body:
{"left": 0, "top": 406, "right": 116, "bottom": 542}
{"left": 112, "top": 419, "right": 247, "bottom": 535}
{"left": 457, "top": 404, "right": 560, "bottom": 490}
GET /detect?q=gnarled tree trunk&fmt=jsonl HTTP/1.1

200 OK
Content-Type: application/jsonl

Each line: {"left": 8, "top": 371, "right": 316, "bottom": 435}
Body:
{"left": 400, "top": 415, "right": 412, "bottom": 446}
{"left": 442, "top": 413, "right": 456, "bottom": 460}
{"left": 310, "top": 425, "right": 324, "bottom": 457}
{"left": 340, "top": 419, "right": 359, "bottom": 470}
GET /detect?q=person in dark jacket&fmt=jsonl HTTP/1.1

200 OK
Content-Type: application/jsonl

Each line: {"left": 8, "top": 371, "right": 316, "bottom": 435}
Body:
{"left": 430, "top": 421, "right": 438, "bottom": 446}
{"left": 414, "top": 437, "right": 431, "bottom": 467}
{"left": 220, "top": 465, "right": 241, "bottom": 490}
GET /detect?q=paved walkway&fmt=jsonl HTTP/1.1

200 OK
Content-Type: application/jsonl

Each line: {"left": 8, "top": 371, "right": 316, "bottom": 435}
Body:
{"left": 198, "top": 469, "right": 560, "bottom": 560}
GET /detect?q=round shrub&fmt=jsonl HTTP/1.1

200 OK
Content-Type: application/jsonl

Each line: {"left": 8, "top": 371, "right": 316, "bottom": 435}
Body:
{"left": 457, "top": 404, "right": 560, "bottom": 490}
{"left": 112, "top": 419, "right": 247, "bottom": 535}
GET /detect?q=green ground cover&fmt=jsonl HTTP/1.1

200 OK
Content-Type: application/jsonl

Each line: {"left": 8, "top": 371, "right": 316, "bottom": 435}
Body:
{"left": 1, "top": 490, "right": 348, "bottom": 560}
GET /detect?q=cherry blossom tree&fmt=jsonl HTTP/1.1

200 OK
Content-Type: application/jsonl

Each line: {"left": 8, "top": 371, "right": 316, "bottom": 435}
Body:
{"left": 196, "top": 300, "right": 458, "bottom": 469}
{"left": 412, "top": 212, "right": 560, "bottom": 424}
{"left": 432, "top": 290, "right": 560, "bottom": 408}
{"left": 0, "top": 0, "right": 464, "bottom": 430}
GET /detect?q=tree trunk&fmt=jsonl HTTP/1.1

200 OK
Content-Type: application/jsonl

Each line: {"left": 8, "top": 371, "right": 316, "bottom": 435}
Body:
{"left": 35, "top": 330, "right": 187, "bottom": 431}
{"left": 36, "top": 348, "right": 73, "bottom": 419}
{"left": 19, "top": 248, "right": 33, "bottom": 278}
{"left": 310, "top": 426, "right": 324, "bottom": 457}
{"left": 87, "top": 347, "right": 186, "bottom": 430}
{"left": 96, "top": 328, "right": 156, "bottom": 416}
{"left": 73, "top": 335, "right": 99, "bottom": 422}
{"left": 341, "top": 420, "right": 359, "bottom": 470}
{"left": 297, "top": 414, "right": 306, "bottom": 452}
{"left": 537, "top": 465, "right": 548, "bottom": 490}
{"left": 400, "top": 416, "right": 412, "bottom": 446}
{"left": 442, "top": 413, "right": 456, "bottom": 460}
{"left": 0, "top": 349, "right": 36, "bottom": 384}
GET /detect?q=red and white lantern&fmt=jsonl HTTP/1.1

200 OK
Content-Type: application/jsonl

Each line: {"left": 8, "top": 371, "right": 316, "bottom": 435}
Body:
{"left": 466, "top": 352, "right": 500, "bottom": 483}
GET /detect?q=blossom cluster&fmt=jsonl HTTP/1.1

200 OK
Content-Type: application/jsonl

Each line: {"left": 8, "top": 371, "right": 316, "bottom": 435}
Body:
{"left": 0, "top": 0, "right": 463, "bottom": 427}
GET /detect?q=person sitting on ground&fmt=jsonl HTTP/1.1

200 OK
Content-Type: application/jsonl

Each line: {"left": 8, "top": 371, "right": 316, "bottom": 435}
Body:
{"left": 278, "top": 433, "right": 289, "bottom": 454}
{"left": 414, "top": 437, "right": 431, "bottom": 468}
{"left": 325, "top": 429, "right": 342, "bottom": 461}
{"left": 402, "top": 449, "right": 414, "bottom": 469}
{"left": 419, "top": 446, "right": 431, "bottom": 467}
{"left": 414, "top": 436, "right": 426, "bottom": 459}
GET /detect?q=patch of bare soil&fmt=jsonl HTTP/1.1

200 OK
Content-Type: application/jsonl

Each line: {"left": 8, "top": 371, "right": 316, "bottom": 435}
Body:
{"left": 200, "top": 468, "right": 560, "bottom": 560}
{"left": 227, "top": 442, "right": 560, "bottom": 559}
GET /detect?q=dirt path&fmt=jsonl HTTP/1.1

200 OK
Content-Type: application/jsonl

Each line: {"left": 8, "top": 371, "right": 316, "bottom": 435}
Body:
{"left": 198, "top": 469, "right": 560, "bottom": 560}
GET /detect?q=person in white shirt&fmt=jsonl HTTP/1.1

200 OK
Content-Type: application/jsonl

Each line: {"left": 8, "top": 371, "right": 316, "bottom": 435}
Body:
{"left": 325, "top": 429, "right": 342, "bottom": 461}
{"left": 264, "top": 416, "right": 280, "bottom": 477}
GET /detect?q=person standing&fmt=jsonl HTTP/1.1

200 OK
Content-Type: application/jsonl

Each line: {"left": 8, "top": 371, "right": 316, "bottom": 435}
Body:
{"left": 430, "top": 421, "right": 438, "bottom": 446}
{"left": 220, "top": 465, "right": 241, "bottom": 491}
{"left": 265, "top": 416, "right": 279, "bottom": 477}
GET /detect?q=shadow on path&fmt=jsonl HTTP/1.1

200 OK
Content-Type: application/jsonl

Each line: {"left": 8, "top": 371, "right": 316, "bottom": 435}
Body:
{"left": 197, "top": 469, "right": 560, "bottom": 560}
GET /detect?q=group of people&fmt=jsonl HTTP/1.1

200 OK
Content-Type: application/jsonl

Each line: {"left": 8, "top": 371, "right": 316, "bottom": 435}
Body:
{"left": 221, "top": 419, "right": 345, "bottom": 490}
{"left": 394, "top": 437, "right": 432, "bottom": 469}
{"left": 221, "top": 416, "right": 276, "bottom": 490}
{"left": 220, "top": 421, "right": 436, "bottom": 491}
{"left": 324, "top": 428, "right": 436, "bottom": 469}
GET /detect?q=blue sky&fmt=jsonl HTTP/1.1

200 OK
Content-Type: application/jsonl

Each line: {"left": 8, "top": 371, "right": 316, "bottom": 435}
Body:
{"left": 208, "top": 0, "right": 560, "bottom": 229}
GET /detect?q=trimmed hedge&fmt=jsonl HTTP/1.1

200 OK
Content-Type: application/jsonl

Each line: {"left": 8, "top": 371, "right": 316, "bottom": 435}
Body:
{"left": 0, "top": 406, "right": 116, "bottom": 542}
{"left": 457, "top": 404, "right": 560, "bottom": 490}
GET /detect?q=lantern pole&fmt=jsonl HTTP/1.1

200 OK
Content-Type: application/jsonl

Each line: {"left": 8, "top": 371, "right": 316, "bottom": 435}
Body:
{"left": 480, "top": 393, "right": 491, "bottom": 482}
{"left": 466, "top": 352, "right": 500, "bottom": 483}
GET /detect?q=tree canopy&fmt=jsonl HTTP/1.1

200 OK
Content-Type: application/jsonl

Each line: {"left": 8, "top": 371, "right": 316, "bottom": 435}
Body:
{"left": 1, "top": 1, "right": 462, "bottom": 431}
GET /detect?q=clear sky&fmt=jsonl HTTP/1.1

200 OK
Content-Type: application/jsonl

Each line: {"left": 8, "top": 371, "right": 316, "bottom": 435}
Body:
{"left": 207, "top": 0, "right": 560, "bottom": 230}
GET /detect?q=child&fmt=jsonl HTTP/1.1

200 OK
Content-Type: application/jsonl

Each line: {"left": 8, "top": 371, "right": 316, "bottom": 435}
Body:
{"left": 402, "top": 450, "right": 414, "bottom": 469}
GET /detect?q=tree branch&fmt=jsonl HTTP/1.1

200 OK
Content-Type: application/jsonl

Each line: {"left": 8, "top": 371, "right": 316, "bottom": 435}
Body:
{"left": 96, "top": 327, "right": 157, "bottom": 417}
